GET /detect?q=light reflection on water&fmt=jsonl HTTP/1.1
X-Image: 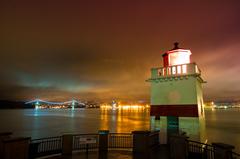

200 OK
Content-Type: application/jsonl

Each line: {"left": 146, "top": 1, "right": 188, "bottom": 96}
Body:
{"left": 0, "top": 108, "right": 239, "bottom": 152}
{"left": 99, "top": 108, "right": 150, "bottom": 133}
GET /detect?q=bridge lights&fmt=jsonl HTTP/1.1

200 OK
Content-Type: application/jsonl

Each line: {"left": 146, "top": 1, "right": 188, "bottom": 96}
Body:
{"left": 71, "top": 100, "right": 75, "bottom": 110}
{"left": 35, "top": 101, "right": 40, "bottom": 109}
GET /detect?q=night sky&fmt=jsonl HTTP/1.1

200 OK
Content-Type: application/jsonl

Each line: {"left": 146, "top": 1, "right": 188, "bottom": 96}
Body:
{"left": 1, "top": 0, "right": 240, "bottom": 102}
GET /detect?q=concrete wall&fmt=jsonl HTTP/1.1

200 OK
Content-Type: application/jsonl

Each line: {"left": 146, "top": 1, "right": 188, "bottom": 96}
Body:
{"left": 2, "top": 137, "right": 30, "bottom": 159}
{"left": 150, "top": 76, "right": 198, "bottom": 105}
{"left": 195, "top": 77, "right": 205, "bottom": 117}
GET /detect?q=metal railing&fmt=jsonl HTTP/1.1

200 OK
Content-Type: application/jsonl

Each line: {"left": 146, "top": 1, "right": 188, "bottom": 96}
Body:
{"left": 232, "top": 152, "right": 240, "bottom": 159}
{"left": 148, "top": 131, "right": 160, "bottom": 147}
{"left": 29, "top": 136, "right": 62, "bottom": 158}
{"left": 72, "top": 133, "right": 99, "bottom": 150}
{"left": 150, "top": 63, "right": 201, "bottom": 79}
{"left": 188, "top": 140, "right": 240, "bottom": 159}
{"left": 188, "top": 140, "right": 215, "bottom": 159}
{"left": 108, "top": 133, "right": 133, "bottom": 149}
{"left": 28, "top": 133, "right": 240, "bottom": 159}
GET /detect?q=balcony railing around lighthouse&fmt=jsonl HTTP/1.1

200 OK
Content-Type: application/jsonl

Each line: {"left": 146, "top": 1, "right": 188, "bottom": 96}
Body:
{"left": 151, "top": 63, "right": 201, "bottom": 79}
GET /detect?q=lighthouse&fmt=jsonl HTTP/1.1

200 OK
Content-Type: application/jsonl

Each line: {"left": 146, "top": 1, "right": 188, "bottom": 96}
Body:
{"left": 147, "top": 43, "right": 206, "bottom": 141}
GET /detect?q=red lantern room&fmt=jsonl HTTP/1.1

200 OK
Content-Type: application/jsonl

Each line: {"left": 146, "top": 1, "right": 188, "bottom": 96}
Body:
{"left": 162, "top": 42, "right": 192, "bottom": 67}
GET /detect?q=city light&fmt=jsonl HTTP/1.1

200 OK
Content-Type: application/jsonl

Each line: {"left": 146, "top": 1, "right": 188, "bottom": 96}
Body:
{"left": 100, "top": 103, "right": 149, "bottom": 110}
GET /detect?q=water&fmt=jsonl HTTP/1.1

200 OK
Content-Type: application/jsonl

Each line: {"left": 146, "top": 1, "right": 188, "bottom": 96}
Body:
{"left": 0, "top": 108, "right": 239, "bottom": 152}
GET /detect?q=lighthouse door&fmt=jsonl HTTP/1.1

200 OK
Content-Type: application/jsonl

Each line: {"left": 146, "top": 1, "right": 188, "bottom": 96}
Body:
{"left": 167, "top": 116, "right": 179, "bottom": 135}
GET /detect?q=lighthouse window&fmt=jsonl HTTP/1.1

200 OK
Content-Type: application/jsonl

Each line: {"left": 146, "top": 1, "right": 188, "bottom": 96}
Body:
{"left": 168, "top": 51, "right": 191, "bottom": 66}
{"left": 172, "top": 66, "right": 176, "bottom": 74}
{"left": 182, "top": 65, "right": 187, "bottom": 73}
{"left": 177, "top": 65, "right": 181, "bottom": 74}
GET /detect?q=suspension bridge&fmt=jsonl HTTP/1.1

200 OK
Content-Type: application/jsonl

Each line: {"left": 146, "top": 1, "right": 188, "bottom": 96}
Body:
{"left": 25, "top": 99, "right": 85, "bottom": 109}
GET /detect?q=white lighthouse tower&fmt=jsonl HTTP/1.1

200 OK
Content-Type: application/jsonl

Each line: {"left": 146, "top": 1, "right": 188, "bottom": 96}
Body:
{"left": 148, "top": 43, "right": 206, "bottom": 141}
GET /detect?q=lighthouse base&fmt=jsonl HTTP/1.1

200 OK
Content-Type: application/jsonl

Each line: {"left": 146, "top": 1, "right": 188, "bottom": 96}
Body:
{"left": 150, "top": 116, "right": 206, "bottom": 144}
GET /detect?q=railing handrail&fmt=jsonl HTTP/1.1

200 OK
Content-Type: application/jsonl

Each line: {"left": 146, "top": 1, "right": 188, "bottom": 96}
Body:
{"left": 188, "top": 139, "right": 213, "bottom": 148}
{"left": 109, "top": 133, "right": 132, "bottom": 135}
{"left": 149, "top": 131, "right": 160, "bottom": 136}
{"left": 151, "top": 62, "right": 197, "bottom": 70}
{"left": 232, "top": 151, "right": 240, "bottom": 157}
{"left": 72, "top": 133, "right": 98, "bottom": 136}
{"left": 31, "top": 136, "right": 62, "bottom": 142}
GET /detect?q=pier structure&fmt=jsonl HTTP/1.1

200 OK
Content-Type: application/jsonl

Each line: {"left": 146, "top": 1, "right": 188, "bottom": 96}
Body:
{"left": 1, "top": 131, "right": 239, "bottom": 159}
{"left": 147, "top": 43, "right": 206, "bottom": 142}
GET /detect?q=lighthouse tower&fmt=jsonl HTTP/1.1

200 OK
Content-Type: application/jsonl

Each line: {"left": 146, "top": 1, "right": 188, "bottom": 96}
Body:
{"left": 148, "top": 43, "right": 206, "bottom": 140}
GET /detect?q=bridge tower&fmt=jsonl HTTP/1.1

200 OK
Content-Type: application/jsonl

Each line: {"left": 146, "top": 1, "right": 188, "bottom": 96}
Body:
{"left": 71, "top": 99, "right": 75, "bottom": 110}
{"left": 147, "top": 43, "right": 206, "bottom": 141}
{"left": 35, "top": 100, "right": 40, "bottom": 109}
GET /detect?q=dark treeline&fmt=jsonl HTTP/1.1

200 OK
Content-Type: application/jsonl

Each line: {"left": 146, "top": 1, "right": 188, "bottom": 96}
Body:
{"left": 0, "top": 100, "right": 34, "bottom": 109}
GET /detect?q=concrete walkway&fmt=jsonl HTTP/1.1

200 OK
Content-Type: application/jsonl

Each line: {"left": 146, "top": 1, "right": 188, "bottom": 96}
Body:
{"left": 50, "top": 145, "right": 170, "bottom": 159}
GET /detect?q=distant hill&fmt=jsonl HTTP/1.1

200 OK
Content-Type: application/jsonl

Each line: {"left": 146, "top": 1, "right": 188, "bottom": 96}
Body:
{"left": 0, "top": 100, "right": 34, "bottom": 109}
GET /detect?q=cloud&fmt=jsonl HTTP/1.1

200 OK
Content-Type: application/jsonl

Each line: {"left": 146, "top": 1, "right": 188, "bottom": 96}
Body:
{"left": 0, "top": 0, "right": 240, "bottom": 101}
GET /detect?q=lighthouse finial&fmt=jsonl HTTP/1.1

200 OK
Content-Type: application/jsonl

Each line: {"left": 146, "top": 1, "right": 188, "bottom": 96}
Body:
{"left": 173, "top": 42, "right": 179, "bottom": 50}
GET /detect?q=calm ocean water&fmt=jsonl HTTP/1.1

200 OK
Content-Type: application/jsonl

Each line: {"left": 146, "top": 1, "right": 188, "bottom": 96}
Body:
{"left": 0, "top": 108, "right": 239, "bottom": 152}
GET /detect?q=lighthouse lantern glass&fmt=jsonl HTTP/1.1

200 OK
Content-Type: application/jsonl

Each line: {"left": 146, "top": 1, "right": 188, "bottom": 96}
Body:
{"left": 168, "top": 49, "right": 191, "bottom": 66}
{"left": 172, "top": 66, "right": 176, "bottom": 74}
{"left": 177, "top": 65, "right": 181, "bottom": 74}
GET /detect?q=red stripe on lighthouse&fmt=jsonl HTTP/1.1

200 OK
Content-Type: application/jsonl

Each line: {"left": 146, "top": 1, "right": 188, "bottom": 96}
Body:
{"left": 150, "top": 105, "right": 199, "bottom": 117}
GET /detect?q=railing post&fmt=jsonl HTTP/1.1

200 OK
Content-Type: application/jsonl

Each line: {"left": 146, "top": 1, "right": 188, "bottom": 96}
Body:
{"left": 0, "top": 132, "right": 12, "bottom": 159}
{"left": 132, "top": 131, "right": 150, "bottom": 154}
{"left": 2, "top": 137, "right": 30, "bottom": 159}
{"left": 149, "top": 130, "right": 160, "bottom": 147}
{"left": 169, "top": 134, "right": 188, "bottom": 159}
{"left": 98, "top": 130, "right": 109, "bottom": 152}
{"left": 62, "top": 134, "right": 73, "bottom": 155}
{"left": 212, "top": 143, "right": 235, "bottom": 159}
